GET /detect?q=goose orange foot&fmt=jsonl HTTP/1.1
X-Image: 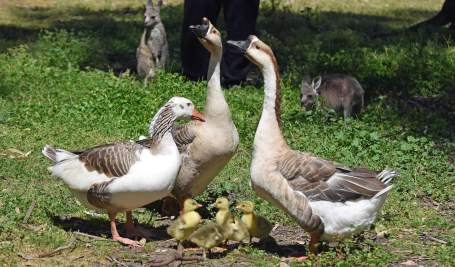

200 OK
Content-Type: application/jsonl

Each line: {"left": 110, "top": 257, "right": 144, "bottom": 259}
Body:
{"left": 112, "top": 235, "right": 142, "bottom": 247}
{"left": 109, "top": 212, "right": 143, "bottom": 247}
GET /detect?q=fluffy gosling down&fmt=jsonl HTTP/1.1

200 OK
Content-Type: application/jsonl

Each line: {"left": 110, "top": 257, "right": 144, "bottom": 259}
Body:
{"left": 213, "top": 197, "right": 250, "bottom": 244}
{"left": 236, "top": 201, "right": 273, "bottom": 242}
{"left": 213, "top": 197, "right": 234, "bottom": 240}
{"left": 189, "top": 222, "right": 224, "bottom": 259}
{"left": 229, "top": 218, "right": 250, "bottom": 244}
{"left": 167, "top": 198, "right": 203, "bottom": 255}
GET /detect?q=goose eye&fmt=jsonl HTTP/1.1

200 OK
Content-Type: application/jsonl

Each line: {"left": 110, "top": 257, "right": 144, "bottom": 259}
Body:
{"left": 186, "top": 103, "right": 191, "bottom": 107}
{"left": 255, "top": 45, "right": 260, "bottom": 49}
{"left": 212, "top": 29, "right": 216, "bottom": 34}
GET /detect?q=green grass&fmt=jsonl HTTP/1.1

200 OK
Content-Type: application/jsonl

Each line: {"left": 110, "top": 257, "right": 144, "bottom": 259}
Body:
{"left": 1, "top": 0, "right": 454, "bottom": 266}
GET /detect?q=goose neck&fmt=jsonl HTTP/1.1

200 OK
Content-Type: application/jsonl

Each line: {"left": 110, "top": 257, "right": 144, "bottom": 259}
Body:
{"left": 254, "top": 63, "right": 286, "bottom": 152}
{"left": 148, "top": 105, "right": 176, "bottom": 144}
{"left": 205, "top": 51, "right": 229, "bottom": 119}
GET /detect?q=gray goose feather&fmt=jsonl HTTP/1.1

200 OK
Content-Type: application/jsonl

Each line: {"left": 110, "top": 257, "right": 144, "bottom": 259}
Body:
{"left": 279, "top": 150, "right": 389, "bottom": 202}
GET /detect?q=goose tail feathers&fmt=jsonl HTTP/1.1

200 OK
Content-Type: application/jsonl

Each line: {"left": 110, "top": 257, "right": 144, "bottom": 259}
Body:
{"left": 42, "top": 145, "right": 77, "bottom": 163}
{"left": 374, "top": 168, "right": 397, "bottom": 198}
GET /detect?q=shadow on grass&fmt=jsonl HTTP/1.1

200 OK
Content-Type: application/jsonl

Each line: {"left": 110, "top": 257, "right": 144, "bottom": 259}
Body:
{"left": 254, "top": 238, "right": 309, "bottom": 258}
{"left": 51, "top": 213, "right": 170, "bottom": 241}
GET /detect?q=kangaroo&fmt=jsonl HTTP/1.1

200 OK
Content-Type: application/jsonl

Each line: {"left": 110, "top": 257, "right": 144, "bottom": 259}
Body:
{"left": 300, "top": 74, "right": 364, "bottom": 118}
{"left": 136, "top": 0, "right": 169, "bottom": 85}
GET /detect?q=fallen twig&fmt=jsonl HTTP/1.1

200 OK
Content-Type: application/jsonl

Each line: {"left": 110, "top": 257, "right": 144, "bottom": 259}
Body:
{"left": 18, "top": 237, "right": 77, "bottom": 259}
{"left": 154, "top": 216, "right": 171, "bottom": 221}
{"left": 17, "top": 253, "right": 34, "bottom": 260}
{"left": 427, "top": 236, "right": 448, "bottom": 244}
{"left": 73, "top": 231, "right": 111, "bottom": 241}
{"left": 22, "top": 200, "right": 36, "bottom": 224}
{"left": 272, "top": 224, "right": 280, "bottom": 232}
{"left": 147, "top": 254, "right": 201, "bottom": 267}
{"left": 106, "top": 256, "right": 129, "bottom": 267}
{"left": 38, "top": 237, "right": 77, "bottom": 258}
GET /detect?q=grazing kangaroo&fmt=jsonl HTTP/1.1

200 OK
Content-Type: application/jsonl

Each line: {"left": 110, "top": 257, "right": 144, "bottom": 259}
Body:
{"left": 136, "top": 0, "right": 169, "bottom": 85}
{"left": 300, "top": 74, "right": 364, "bottom": 118}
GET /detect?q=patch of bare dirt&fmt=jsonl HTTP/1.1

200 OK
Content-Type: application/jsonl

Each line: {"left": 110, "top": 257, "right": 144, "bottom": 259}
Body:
{"left": 421, "top": 196, "right": 455, "bottom": 223}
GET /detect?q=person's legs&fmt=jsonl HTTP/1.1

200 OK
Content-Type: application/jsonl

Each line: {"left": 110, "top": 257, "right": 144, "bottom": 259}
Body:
{"left": 181, "top": 0, "right": 222, "bottom": 80}
{"left": 222, "top": 0, "right": 260, "bottom": 87}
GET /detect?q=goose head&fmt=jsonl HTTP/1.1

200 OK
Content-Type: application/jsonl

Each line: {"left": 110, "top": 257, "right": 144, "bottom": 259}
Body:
{"left": 149, "top": 97, "right": 205, "bottom": 140}
{"left": 168, "top": 96, "right": 205, "bottom": 122}
{"left": 236, "top": 201, "right": 255, "bottom": 214}
{"left": 182, "top": 198, "right": 203, "bottom": 213}
{"left": 189, "top": 17, "right": 222, "bottom": 54}
{"left": 227, "top": 35, "right": 276, "bottom": 71}
{"left": 213, "top": 197, "right": 229, "bottom": 210}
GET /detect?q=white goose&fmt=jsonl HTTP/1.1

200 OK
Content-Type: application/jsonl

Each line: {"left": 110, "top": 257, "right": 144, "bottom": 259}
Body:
{"left": 42, "top": 97, "right": 205, "bottom": 247}
{"left": 228, "top": 36, "right": 396, "bottom": 253}
{"left": 168, "top": 18, "right": 239, "bottom": 209}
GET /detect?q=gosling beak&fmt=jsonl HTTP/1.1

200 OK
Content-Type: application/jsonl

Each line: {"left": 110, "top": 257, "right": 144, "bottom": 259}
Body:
{"left": 227, "top": 35, "right": 254, "bottom": 54}
{"left": 191, "top": 109, "right": 205, "bottom": 122}
{"left": 197, "top": 204, "right": 203, "bottom": 208}
{"left": 189, "top": 17, "right": 209, "bottom": 38}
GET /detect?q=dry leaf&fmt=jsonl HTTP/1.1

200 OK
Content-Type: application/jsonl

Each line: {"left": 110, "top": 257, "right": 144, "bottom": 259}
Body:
{"left": 1, "top": 148, "right": 31, "bottom": 159}
{"left": 400, "top": 260, "right": 420, "bottom": 266}
{"left": 376, "top": 230, "right": 389, "bottom": 239}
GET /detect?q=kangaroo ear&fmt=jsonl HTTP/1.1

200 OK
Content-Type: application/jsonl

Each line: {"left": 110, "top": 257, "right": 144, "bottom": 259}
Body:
{"left": 312, "top": 76, "right": 322, "bottom": 94}
{"left": 146, "top": 0, "right": 153, "bottom": 7}
{"left": 157, "top": 0, "right": 163, "bottom": 8}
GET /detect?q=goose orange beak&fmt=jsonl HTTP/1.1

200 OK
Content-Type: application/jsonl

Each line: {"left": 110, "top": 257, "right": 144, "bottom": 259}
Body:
{"left": 191, "top": 109, "right": 205, "bottom": 122}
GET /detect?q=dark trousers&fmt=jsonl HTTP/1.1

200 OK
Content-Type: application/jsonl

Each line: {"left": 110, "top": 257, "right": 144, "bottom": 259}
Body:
{"left": 181, "top": 0, "right": 260, "bottom": 85}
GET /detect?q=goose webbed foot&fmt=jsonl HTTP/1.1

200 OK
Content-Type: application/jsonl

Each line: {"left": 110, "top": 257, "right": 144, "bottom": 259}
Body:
{"left": 109, "top": 212, "right": 143, "bottom": 247}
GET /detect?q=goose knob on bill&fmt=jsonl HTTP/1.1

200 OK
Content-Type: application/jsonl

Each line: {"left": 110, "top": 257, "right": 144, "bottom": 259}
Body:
{"left": 228, "top": 36, "right": 396, "bottom": 256}
{"left": 42, "top": 97, "right": 204, "bottom": 247}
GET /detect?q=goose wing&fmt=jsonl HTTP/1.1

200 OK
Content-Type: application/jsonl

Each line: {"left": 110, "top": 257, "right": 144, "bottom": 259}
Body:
{"left": 78, "top": 141, "right": 144, "bottom": 178}
{"left": 171, "top": 123, "right": 196, "bottom": 153}
{"left": 279, "top": 150, "right": 387, "bottom": 202}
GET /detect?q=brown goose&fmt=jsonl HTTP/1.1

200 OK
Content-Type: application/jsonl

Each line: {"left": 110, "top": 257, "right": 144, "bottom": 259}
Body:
{"left": 228, "top": 36, "right": 396, "bottom": 252}
{"left": 169, "top": 18, "right": 239, "bottom": 209}
{"left": 42, "top": 97, "right": 204, "bottom": 247}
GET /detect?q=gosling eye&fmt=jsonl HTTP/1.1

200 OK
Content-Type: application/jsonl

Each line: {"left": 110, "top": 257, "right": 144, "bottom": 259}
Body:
{"left": 255, "top": 45, "right": 260, "bottom": 49}
{"left": 211, "top": 29, "right": 216, "bottom": 34}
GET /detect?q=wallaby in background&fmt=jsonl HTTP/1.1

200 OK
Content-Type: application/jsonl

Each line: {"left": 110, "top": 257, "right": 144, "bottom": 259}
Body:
{"left": 300, "top": 74, "right": 365, "bottom": 118}
{"left": 136, "top": 0, "right": 169, "bottom": 85}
